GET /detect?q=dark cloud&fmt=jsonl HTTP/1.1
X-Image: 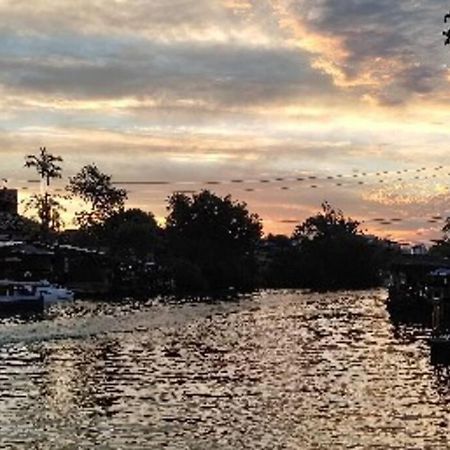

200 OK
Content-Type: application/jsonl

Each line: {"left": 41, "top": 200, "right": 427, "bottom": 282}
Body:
{"left": 289, "top": 0, "right": 449, "bottom": 104}
{"left": 397, "top": 64, "right": 440, "bottom": 94}
{"left": 0, "top": 36, "right": 336, "bottom": 107}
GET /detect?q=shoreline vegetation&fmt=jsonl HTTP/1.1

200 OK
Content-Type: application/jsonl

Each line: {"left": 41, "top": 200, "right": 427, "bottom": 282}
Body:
{"left": 2, "top": 148, "right": 448, "bottom": 297}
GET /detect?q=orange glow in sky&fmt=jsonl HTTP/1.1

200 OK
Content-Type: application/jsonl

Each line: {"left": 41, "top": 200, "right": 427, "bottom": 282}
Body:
{"left": 1, "top": 0, "right": 450, "bottom": 245}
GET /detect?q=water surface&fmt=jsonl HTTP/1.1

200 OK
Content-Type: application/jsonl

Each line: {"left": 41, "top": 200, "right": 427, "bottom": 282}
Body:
{"left": 0, "top": 290, "right": 448, "bottom": 449}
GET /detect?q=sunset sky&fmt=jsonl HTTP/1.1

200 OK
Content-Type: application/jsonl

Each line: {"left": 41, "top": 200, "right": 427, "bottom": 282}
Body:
{"left": 2, "top": 0, "right": 450, "bottom": 244}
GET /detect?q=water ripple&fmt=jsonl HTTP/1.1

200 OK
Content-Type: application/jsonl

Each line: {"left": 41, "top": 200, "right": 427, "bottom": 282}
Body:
{"left": 0, "top": 290, "right": 447, "bottom": 448}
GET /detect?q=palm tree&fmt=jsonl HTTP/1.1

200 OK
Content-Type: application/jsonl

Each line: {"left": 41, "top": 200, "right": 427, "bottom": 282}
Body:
{"left": 24, "top": 147, "right": 63, "bottom": 186}
{"left": 24, "top": 147, "right": 64, "bottom": 237}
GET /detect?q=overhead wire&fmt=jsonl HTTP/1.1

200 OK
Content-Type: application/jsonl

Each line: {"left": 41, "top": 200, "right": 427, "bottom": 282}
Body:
{"left": 4, "top": 163, "right": 449, "bottom": 246}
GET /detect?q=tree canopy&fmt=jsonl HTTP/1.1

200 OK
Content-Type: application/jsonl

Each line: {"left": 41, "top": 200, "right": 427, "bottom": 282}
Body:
{"left": 24, "top": 147, "right": 64, "bottom": 236}
{"left": 24, "top": 194, "right": 66, "bottom": 233}
{"left": 67, "top": 164, "right": 127, "bottom": 228}
{"left": 0, "top": 212, "right": 39, "bottom": 240}
{"left": 100, "top": 208, "right": 160, "bottom": 260}
{"left": 16, "top": 146, "right": 400, "bottom": 294}
{"left": 291, "top": 202, "right": 385, "bottom": 290}
{"left": 293, "top": 202, "right": 359, "bottom": 242}
{"left": 24, "top": 147, "right": 62, "bottom": 186}
{"left": 430, "top": 222, "right": 450, "bottom": 257}
{"left": 165, "top": 190, "right": 263, "bottom": 290}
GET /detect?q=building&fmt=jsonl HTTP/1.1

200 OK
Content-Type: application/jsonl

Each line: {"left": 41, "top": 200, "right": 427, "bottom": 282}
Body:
{"left": 0, "top": 189, "right": 18, "bottom": 215}
{"left": 0, "top": 241, "right": 54, "bottom": 280}
{"left": 0, "top": 189, "right": 37, "bottom": 241}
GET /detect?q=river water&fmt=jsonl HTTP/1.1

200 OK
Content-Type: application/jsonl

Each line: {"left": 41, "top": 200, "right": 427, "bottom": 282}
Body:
{"left": 0, "top": 290, "right": 448, "bottom": 449}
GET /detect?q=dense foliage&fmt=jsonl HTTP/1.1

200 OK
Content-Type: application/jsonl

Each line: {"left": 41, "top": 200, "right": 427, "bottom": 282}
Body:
{"left": 13, "top": 152, "right": 401, "bottom": 294}
{"left": 100, "top": 208, "right": 161, "bottom": 261}
{"left": 24, "top": 147, "right": 62, "bottom": 187}
{"left": 291, "top": 203, "right": 390, "bottom": 290}
{"left": 67, "top": 164, "right": 127, "bottom": 228}
{"left": 23, "top": 194, "right": 66, "bottom": 233}
{"left": 0, "top": 212, "right": 39, "bottom": 240}
{"left": 165, "top": 190, "right": 263, "bottom": 290}
{"left": 258, "top": 234, "right": 301, "bottom": 288}
{"left": 24, "top": 147, "right": 64, "bottom": 235}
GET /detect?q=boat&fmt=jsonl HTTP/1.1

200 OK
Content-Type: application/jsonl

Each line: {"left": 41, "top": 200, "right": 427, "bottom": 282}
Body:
{"left": 33, "top": 280, "right": 75, "bottom": 304}
{"left": 388, "top": 255, "right": 450, "bottom": 309}
{"left": 0, "top": 280, "right": 74, "bottom": 313}
{"left": 0, "top": 280, "right": 44, "bottom": 313}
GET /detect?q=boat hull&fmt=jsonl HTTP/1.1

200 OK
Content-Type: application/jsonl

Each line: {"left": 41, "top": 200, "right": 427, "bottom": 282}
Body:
{"left": 0, "top": 298, "right": 44, "bottom": 315}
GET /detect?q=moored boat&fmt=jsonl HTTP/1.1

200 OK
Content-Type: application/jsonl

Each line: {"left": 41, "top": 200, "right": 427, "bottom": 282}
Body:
{"left": 33, "top": 280, "right": 75, "bottom": 304}
{"left": 0, "top": 280, "right": 44, "bottom": 313}
{"left": 0, "top": 280, "right": 74, "bottom": 314}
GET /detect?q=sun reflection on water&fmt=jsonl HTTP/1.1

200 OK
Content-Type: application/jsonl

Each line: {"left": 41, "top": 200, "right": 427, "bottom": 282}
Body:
{"left": 0, "top": 292, "right": 447, "bottom": 448}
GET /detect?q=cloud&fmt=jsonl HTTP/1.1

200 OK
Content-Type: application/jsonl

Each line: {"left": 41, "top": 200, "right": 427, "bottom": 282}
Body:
{"left": 1, "top": 0, "right": 448, "bottom": 107}
{"left": 1, "top": 0, "right": 449, "bottom": 241}
{"left": 273, "top": 0, "right": 449, "bottom": 104}
{"left": 0, "top": 0, "right": 271, "bottom": 44}
{"left": 0, "top": 33, "right": 337, "bottom": 110}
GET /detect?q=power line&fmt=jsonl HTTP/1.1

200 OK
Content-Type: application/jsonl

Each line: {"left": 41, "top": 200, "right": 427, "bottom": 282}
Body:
{"left": 4, "top": 164, "right": 445, "bottom": 189}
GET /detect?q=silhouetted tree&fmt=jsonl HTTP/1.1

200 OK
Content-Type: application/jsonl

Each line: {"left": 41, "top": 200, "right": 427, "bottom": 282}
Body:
{"left": 292, "top": 202, "right": 384, "bottom": 290}
{"left": 430, "top": 221, "right": 450, "bottom": 257}
{"left": 23, "top": 193, "right": 66, "bottom": 233}
{"left": 0, "top": 212, "right": 39, "bottom": 240}
{"left": 165, "top": 190, "right": 263, "bottom": 290}
{"left": 24, "top": 147, "right": 62, "bottom": 187}
{"left": 258, "top": 234, "right": 300, "bottom": 288}
{"left": 24, "top": 147, "right": 63, "bottom": 236}
{"left": 430, "top": 239, "right": 450, "bottom": 258}
{"left": 293, "top": 202, "right": 359, "bottom": 241}
{"left": 100, "top": 208, "right": 161, "bottom": 260}
{"left": 67, "top": 164, "right": 127, "bottom": 229}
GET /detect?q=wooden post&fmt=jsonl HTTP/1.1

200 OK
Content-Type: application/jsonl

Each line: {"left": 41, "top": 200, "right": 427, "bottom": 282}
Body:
{"left": 432, "top": 300, "right": 443, "bottom": 334}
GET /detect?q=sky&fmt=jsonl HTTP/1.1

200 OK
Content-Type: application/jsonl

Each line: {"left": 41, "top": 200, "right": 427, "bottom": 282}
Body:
{"left": 1, "top": 0, "right": 450, "bottom": 244}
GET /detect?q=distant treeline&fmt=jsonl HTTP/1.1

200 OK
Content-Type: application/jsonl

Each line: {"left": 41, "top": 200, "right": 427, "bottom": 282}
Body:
{"left": 0, "top": 148, "right": 416, "bottom": 292}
